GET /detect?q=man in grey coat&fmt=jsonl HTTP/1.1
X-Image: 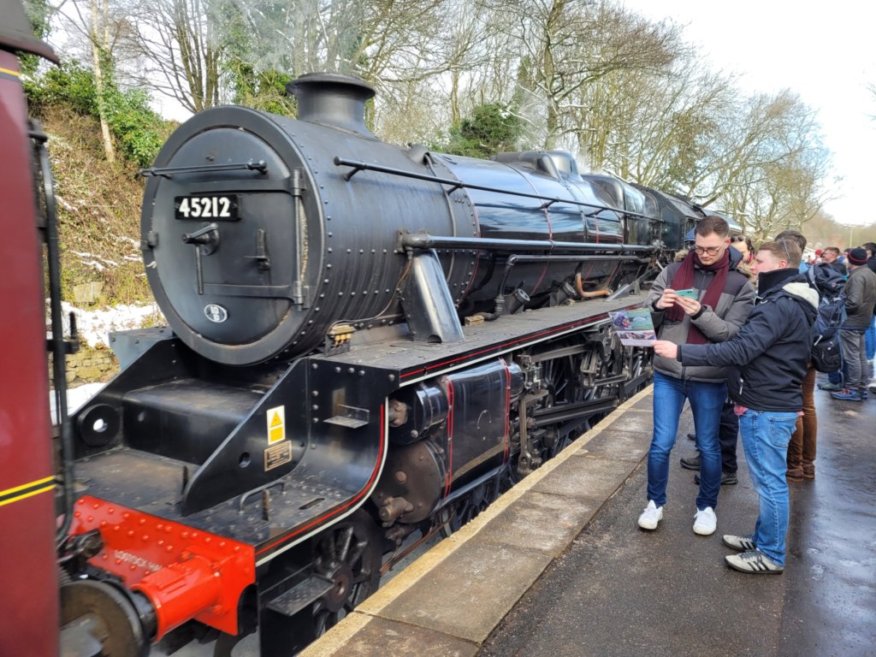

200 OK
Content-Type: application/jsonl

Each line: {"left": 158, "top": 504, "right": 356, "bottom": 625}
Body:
{"left": 638, "top": 216, "right": 755, "bottom": 536}
{"left": 831, "top": 247, "right": 876, "bottom": 401}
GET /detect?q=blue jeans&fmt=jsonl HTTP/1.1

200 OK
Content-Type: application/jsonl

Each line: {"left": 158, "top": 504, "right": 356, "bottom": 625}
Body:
{"left": 865, "top": 315, "right": 875, "bottom": 361}
{"left": 648, "top": 371, "right": 725, "bottom": 510}
{"left": 738, "top": 409, "right": 798, "bottom": 566}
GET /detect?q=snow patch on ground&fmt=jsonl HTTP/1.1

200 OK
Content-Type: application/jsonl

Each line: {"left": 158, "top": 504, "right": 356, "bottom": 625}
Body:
{"left": 58, "top": 301, "right": 164, "bottom": 349}
{"left": 70, "top": 250, "right": 120, "bottom": 271}
{"left": 50, "top": 382, "right": 105, "bottom": 422}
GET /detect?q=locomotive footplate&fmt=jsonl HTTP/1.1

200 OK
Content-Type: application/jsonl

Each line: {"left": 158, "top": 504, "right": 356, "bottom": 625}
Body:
{"left": 67, "top": 342, "right": 398, "bottom": 647}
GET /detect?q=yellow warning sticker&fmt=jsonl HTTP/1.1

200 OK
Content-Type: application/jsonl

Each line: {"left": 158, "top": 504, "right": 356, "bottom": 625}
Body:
{"left": 267, "top": 405, "right": 286, "bottom": 445}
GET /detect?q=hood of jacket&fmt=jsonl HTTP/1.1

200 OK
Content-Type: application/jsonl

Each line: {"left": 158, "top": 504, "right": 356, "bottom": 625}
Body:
{"left": 782, "top": 281, "right": 819, "bottom": 312}
{"left": 757, "top": 268, "right": 818, "bottom": 324}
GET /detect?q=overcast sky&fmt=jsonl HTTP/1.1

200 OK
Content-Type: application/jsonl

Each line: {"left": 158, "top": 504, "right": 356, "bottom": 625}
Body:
{"left": 622, "top": 0, "right": 876, "bottom": 227}
{"left": 149, "top": 2, "right": 876, "bottom": 228}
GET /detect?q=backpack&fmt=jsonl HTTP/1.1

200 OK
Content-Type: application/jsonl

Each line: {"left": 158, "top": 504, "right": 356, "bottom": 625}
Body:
{"left": 806, "top": 266, "right": 846, "bottom": 373}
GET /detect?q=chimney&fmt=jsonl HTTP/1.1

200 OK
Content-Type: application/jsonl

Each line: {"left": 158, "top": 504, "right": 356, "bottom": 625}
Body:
{"left": 286, "top": 72, "right": 376, "bottom": 138}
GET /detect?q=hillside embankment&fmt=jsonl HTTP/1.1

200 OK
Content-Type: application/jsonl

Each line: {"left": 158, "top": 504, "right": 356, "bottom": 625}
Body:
{"left": 41, "top": 107, "right": 164, "bottom": 383}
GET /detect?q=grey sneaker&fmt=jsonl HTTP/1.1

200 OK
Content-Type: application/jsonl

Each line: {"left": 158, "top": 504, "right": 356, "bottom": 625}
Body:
{"left": 722, "top": 534, "right": 756, "bottom": 552}
{"left": 818, "top": 381, "right": 842, "bottom": 391}
{"left": 725, "top": 549, "right": 784, "bottom": 574}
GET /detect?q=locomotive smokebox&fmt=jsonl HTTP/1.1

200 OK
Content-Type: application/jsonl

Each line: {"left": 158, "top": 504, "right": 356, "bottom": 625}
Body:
{"left": 141, "top": 70, "right": 473, "bottom": 366}
{"left": 286, "top": 72, "right": 376, "bottom": 138}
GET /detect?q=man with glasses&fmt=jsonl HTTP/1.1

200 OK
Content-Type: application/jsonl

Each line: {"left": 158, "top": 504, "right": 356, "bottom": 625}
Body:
{"left": 654, "top": 240, "right": 817, "bottom": 574}
{"left": 638, "top": 216, "right": 755, "bottom": 536}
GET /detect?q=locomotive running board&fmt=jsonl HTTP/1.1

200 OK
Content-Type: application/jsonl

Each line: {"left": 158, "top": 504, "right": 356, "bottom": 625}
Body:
{"left": 313, "top": 290, "right": 650, "bottom": 386}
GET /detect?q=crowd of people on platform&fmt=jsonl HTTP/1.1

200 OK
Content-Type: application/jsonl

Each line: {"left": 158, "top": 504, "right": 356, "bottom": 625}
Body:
{"left": 636, "top": 219, "right": 876, "bottom": 576}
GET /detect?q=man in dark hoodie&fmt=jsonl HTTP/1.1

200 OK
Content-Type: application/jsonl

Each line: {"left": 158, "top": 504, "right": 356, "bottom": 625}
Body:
{"left": 654, "top": 239, "right": 817, "bottom": 574}
{"left": 638, "top": 216, "right": 755, "bottom": 537}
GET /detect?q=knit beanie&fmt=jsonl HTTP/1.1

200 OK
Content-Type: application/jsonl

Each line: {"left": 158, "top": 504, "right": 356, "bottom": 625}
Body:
{"left": 847, "top": 247, "right": 868, "bottom": 266}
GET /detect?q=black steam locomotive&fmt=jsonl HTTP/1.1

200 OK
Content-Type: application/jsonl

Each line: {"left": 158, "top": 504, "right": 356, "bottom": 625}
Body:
{"left": 59, "top": 73, "right": 705, "bottom": 655}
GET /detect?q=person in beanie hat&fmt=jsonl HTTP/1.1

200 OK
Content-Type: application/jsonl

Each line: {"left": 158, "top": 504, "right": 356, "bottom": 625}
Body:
{"left": 831, "top": 247, "right": 876, "bottom": 401}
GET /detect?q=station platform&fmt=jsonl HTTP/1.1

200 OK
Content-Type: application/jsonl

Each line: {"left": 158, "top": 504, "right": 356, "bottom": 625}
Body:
{"left": 300, "top": 381, "right": 876, "bottom": 657}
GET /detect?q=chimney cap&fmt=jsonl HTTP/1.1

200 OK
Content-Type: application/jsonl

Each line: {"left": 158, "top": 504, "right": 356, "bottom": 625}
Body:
{"left": 286, "top": 72, "right": 375, "bottom": 100}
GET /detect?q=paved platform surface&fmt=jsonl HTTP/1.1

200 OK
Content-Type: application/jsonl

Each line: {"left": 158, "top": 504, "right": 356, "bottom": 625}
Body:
{"left": 300, "top": 383, "right": 876, "bottom": 657}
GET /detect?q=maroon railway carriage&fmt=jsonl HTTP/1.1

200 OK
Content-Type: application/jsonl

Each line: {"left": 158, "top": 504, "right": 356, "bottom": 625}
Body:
{"left": 0, "top": 2, "right": 59, "bottom": 656}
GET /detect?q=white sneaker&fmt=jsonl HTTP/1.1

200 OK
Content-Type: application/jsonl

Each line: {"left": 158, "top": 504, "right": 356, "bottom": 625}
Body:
{"left": 693, "top": 507, "right": 717, "bottom": 536}
{"left": 638, "top": 500, "right": 663, "bottom": 530}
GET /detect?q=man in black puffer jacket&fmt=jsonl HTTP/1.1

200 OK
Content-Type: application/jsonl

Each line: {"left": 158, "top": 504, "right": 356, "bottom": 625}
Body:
{"left": 655, "top": 239, "right": 817, "bottom": 575}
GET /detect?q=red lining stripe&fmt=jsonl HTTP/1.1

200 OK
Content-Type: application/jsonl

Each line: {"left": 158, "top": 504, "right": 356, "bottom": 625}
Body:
{"left": 530, "top": 189, "right": 553, "bottom": 296}
{"left": 255, "top": 404, "right": 386, "bottom": 557}
{"left": 502, "top": 360, "right": 511, "bottom": 461}
{"left": 443, "top": 380, "right": 455, "bottom": 498}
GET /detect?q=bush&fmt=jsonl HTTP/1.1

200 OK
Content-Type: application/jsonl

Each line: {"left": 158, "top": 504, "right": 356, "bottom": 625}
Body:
{"left": 25, "top": 62, "right": 99, "bottom": 116}
{"left": 104, "top": 87, "right": 168, "bottom": 167}
{"left": 25, "top": 62, "right": 168, "bottom": 167}
{"left": 443, "top": 103, "right": 523, "bottom": 158}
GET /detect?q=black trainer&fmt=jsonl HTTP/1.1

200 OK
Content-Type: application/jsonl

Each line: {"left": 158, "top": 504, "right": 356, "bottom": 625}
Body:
{"left": 680, "top": 455, "right": 700, "bottom": 470}
{"left": 694, "top": 471, "right": 738, "bottom": 486}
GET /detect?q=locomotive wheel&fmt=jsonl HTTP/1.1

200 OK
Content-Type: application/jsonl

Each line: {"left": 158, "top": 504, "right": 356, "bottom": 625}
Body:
{"left": 541, "top": 352, "right": 589, "bottom": 453}
{"left": 310, "top": 510, "right": 382, "bottom": 636}
{"left": 438, "top": 478, "right": 501, "bottom": 537}
{"left": 623, "top": 346, "right": 652, "bottom": 398}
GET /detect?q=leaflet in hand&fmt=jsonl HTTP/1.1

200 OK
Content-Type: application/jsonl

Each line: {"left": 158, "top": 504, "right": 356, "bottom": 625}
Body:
{"left": 675, "top": 288, "right": 699, "bottom": 299}
{"left": 609, "top": 308, "right": 657, "bottom": 347}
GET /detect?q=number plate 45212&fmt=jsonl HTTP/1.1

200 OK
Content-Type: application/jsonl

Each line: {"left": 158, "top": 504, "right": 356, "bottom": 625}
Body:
{"left": 175, "top": 195, "right": 239, "bottom": 220}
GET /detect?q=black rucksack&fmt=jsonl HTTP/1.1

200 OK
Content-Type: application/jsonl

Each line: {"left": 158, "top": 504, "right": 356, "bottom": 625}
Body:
{"left": 806, "top": 266, "right": 845, "bottom": 373}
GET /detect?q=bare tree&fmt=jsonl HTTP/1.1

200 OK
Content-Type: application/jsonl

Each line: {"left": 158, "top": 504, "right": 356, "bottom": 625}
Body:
{"left": 89, "top": 0, "right": 115, "bottom": 160}
{"left": 475, "top": 0, "right": 682, "bottom": 149}
{"left": 52, "top": 0, "right": 129, "bottom": 161}
{"left": 125, "top": 0, "right": 221, "bottom": 113}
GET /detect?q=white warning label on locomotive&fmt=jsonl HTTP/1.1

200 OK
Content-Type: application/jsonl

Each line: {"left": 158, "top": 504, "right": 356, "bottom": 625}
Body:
{"left": 264, "top": 442, "right": 292, "bottom": 471}
{"left": 267, "top": 406, "right": 286, "bottom": 445}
